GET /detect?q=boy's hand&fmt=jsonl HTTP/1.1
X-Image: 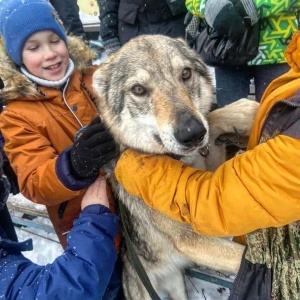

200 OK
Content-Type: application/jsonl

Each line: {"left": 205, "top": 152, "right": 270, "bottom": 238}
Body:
{"left": 81, "top": 176, "right": 109, "bottom": 210}
{"left": 70, "top": 116, "right": 118, "bottom": 179}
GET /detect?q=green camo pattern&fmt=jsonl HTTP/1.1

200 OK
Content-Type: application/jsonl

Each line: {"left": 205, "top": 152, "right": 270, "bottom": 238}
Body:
{"left": 243, "top": 128, "right": 300, "bottom": 299}
{"left": 185, "top": 0, "right": 300, "bottom": 65}
{"left": 245, "top": 223, "right": 300, "bottom": 299}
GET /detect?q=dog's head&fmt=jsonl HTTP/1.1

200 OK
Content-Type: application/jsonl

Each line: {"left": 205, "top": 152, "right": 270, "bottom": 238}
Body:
{"left": 93, "top": 34, "right": 214, "bottom": 156}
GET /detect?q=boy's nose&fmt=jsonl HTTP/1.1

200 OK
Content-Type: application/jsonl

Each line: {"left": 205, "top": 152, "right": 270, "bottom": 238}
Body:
{"left": 44, "top": 47, "right": 57, "bottom": 59}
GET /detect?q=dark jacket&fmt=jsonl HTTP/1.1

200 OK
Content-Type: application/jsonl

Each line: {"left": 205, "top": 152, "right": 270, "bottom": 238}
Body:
{"left": 50, "top": 0, "right": 87, "bottom": 41}
{"left": 0, "top": 204, "right": 119, "bottom": 300}
{"left": 186, "top": 0, "right": 300, "bottom": 66}
{"left": 98, "top": 0, "right": 187, "bottom": 45}
{"left": 0, "top": 125, "right": 18, "bottom": 242}
{"left": 229, "top": 32, "right": 300, "bottom": 300}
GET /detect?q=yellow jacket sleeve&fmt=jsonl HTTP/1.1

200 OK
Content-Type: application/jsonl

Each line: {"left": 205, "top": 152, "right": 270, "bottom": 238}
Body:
{"left": 285, "top": 31, "right": 300, "bottom": 72}
{"left": 115, "top": 134, "right": 300, "bottom": 237}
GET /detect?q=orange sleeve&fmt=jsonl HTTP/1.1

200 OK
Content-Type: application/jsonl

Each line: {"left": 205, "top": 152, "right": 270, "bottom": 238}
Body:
{"left": 116, "top": 135, "right": 300, "bottom": 237}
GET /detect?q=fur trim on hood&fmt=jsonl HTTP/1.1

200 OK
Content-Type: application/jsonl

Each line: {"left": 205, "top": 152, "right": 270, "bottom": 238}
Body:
{"left": 0, "top": 35, "right": 96, "bottom": 100}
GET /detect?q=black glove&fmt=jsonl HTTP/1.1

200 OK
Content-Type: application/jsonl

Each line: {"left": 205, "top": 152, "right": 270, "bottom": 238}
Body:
{"left": 233, "top": 0, "right": 258, "bottom": 27}
{"left": 70, "top": 117, "right": 118, "bottom": 179}
{"left": 204, "top": 0, "right": 246, "bottom": 39}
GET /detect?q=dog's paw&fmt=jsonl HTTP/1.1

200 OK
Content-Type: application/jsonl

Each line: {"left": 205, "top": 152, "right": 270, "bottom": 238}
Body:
{"left": 208, "top": 98, "right": 259, "bottom": 139}
{"left": 215, "top": 132, "right": 249, "bottom": 149}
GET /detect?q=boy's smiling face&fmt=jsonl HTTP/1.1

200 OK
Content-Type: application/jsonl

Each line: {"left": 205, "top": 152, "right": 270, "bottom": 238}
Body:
{"left": 22, "top": 30, "right": 69, "bottom": 81}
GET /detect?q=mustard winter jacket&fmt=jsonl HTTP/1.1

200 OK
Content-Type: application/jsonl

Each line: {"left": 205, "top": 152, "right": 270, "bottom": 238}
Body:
{"left": 0, "top": 36, "right": 118, "bottom": 247}
{"left": 115, "top": 32, "right": 300, "bottom": 239}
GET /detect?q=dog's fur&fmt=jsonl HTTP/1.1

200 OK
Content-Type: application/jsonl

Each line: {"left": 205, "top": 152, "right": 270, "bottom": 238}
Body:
{"left": 93, "top": 34, "right": 259, "bottom": 299}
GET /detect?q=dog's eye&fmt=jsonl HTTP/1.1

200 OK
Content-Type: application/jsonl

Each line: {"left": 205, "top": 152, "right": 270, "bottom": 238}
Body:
{"left": 181, "top": 68, "right": 192, "bottom": 81}
{"left": 131, "top": 84, "right": 147, "bottom": 96}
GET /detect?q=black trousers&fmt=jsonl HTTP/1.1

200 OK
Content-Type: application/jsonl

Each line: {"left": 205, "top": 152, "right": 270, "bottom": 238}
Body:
{"left": 0, "top": 205, "right": 18, "bottom": 242}
{"left": 50, "top": 0, "right": 87, "bottom": 40}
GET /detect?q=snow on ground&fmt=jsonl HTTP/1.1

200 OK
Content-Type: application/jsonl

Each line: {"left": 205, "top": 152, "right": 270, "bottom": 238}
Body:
{"left": 8, "top": 193, "right": 233, "bottom": 299}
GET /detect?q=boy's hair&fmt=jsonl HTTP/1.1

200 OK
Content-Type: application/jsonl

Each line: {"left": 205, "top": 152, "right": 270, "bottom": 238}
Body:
{"left": 0, "top": 0, "right": 67, "bottom": 66}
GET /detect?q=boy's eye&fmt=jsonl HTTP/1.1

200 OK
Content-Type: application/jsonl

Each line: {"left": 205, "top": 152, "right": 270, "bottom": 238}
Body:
{"left": 51, "top": 39, "right": 60, "bottom": 44}
{"left": 28, "top": 46, "right": 39, "bottom": 51}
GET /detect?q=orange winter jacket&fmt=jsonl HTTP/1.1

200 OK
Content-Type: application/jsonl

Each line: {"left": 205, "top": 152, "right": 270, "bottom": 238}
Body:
{"left": 0, "top": 36, "right": 118, "bottom": 248}
{"left": 115, "top": 32, "right": 300, "bottom": 240}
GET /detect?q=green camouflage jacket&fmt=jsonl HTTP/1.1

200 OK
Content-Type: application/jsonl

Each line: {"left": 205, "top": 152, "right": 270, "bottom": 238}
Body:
{"left": 185, "top": 0, "right": 300, "bottom": 65}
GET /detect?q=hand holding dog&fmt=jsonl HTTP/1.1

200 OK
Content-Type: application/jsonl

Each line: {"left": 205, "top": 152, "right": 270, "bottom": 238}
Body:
{"left": 81, "top": 176, "right": 109, "bottom": 209}
{"left": 70, "top": 116, "right": 118, "bottom": 179}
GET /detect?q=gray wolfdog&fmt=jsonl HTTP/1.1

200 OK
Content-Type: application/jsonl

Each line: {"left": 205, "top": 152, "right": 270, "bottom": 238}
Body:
{"left": 92, "top": 34, "right": 258, "bottom": 299}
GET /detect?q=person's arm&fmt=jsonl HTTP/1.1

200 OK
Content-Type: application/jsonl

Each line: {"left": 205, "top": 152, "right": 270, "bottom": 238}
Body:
{"left": 115, "top": 134, "right": 300, "bottom": 237}
{"left": 0, "top": 109, "right": 86, "bottom": 204}
{"left": 0, "top": 177, "right": 118, "bottom": 300}
{"left": 1, "top": 112, "right": 117, "bottom": 205}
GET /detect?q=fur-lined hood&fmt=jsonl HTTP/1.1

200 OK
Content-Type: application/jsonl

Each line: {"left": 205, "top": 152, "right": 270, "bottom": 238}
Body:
{"left": 0, "top": 35, "right": 95, "bottom": 101}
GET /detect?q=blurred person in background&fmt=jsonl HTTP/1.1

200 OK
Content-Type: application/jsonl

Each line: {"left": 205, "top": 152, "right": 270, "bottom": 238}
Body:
{"left": 50, "top": 0, "right": 87, "bottom": 41}
{"left": 97, "top": 0, "right": 187, "bottom": 56}
{"left": 186, "top": 0, "right": 300, "bottom": 107}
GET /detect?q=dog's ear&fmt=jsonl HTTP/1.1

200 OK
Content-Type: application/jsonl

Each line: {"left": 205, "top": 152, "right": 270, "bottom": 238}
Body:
{"left": 174, "top": 36, "right": 189, "bottom": 45}
{"left": 173, "top": 37, "right": 195, "bottom": 55}
{"left": 92, "top": 64, "right": 110, "bottom": 101}
{"left": 173, "top": 37, "right": 210, "bottom": 77}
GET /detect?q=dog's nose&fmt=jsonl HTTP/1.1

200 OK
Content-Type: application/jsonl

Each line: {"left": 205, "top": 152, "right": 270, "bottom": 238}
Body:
{"left": 175, "top": 114, "right": 207, "bottom": 147}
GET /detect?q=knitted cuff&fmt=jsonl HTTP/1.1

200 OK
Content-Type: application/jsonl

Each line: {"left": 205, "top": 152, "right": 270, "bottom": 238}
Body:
{"left": 238, "top": 0, "right": 258, "bottom": 25}
{"left": 185, "top": 15, "right": 201, "bottom": 47}
{"left": 104, "top": 37, "right": 121, "bottom": 56}
{"left": 205, "top": 0, "right": 232, "bottom": 28}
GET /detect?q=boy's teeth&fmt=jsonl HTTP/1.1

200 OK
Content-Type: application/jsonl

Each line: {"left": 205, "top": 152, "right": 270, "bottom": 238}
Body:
{"left": 48, "top": 63, "right": 59, "bottom": 69}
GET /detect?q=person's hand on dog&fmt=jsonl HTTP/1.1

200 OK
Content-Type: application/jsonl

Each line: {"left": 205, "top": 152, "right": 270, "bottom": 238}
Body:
{"left": 81, "top": 176, "right": 109, "bottom": 209}
{"left": 70, "top": 116, "right": 118, "bottom": 179}
{"left": 215, "top": 132, "right": 249, "bottom": 149}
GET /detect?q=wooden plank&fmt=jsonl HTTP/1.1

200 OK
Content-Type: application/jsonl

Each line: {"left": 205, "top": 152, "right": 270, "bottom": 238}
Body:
{"left": 7, "top": 202, "right": 49, "bottom": 219}
{"left": 185, "top": 268, "right": 233, "bottom": 290}
{"left": 11, "top": 216, "right": 55, "bottom": 234}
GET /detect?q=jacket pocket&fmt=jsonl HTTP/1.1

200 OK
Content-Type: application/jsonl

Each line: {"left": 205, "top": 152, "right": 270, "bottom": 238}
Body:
{"left": 229, "top": 249, "right": 272, "bottom": 300}
{"left": 166, "top": 0, "right": 187, "bottom": 16}
{"left": 118, "top": 2, "right": 139, "bottom": 25}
